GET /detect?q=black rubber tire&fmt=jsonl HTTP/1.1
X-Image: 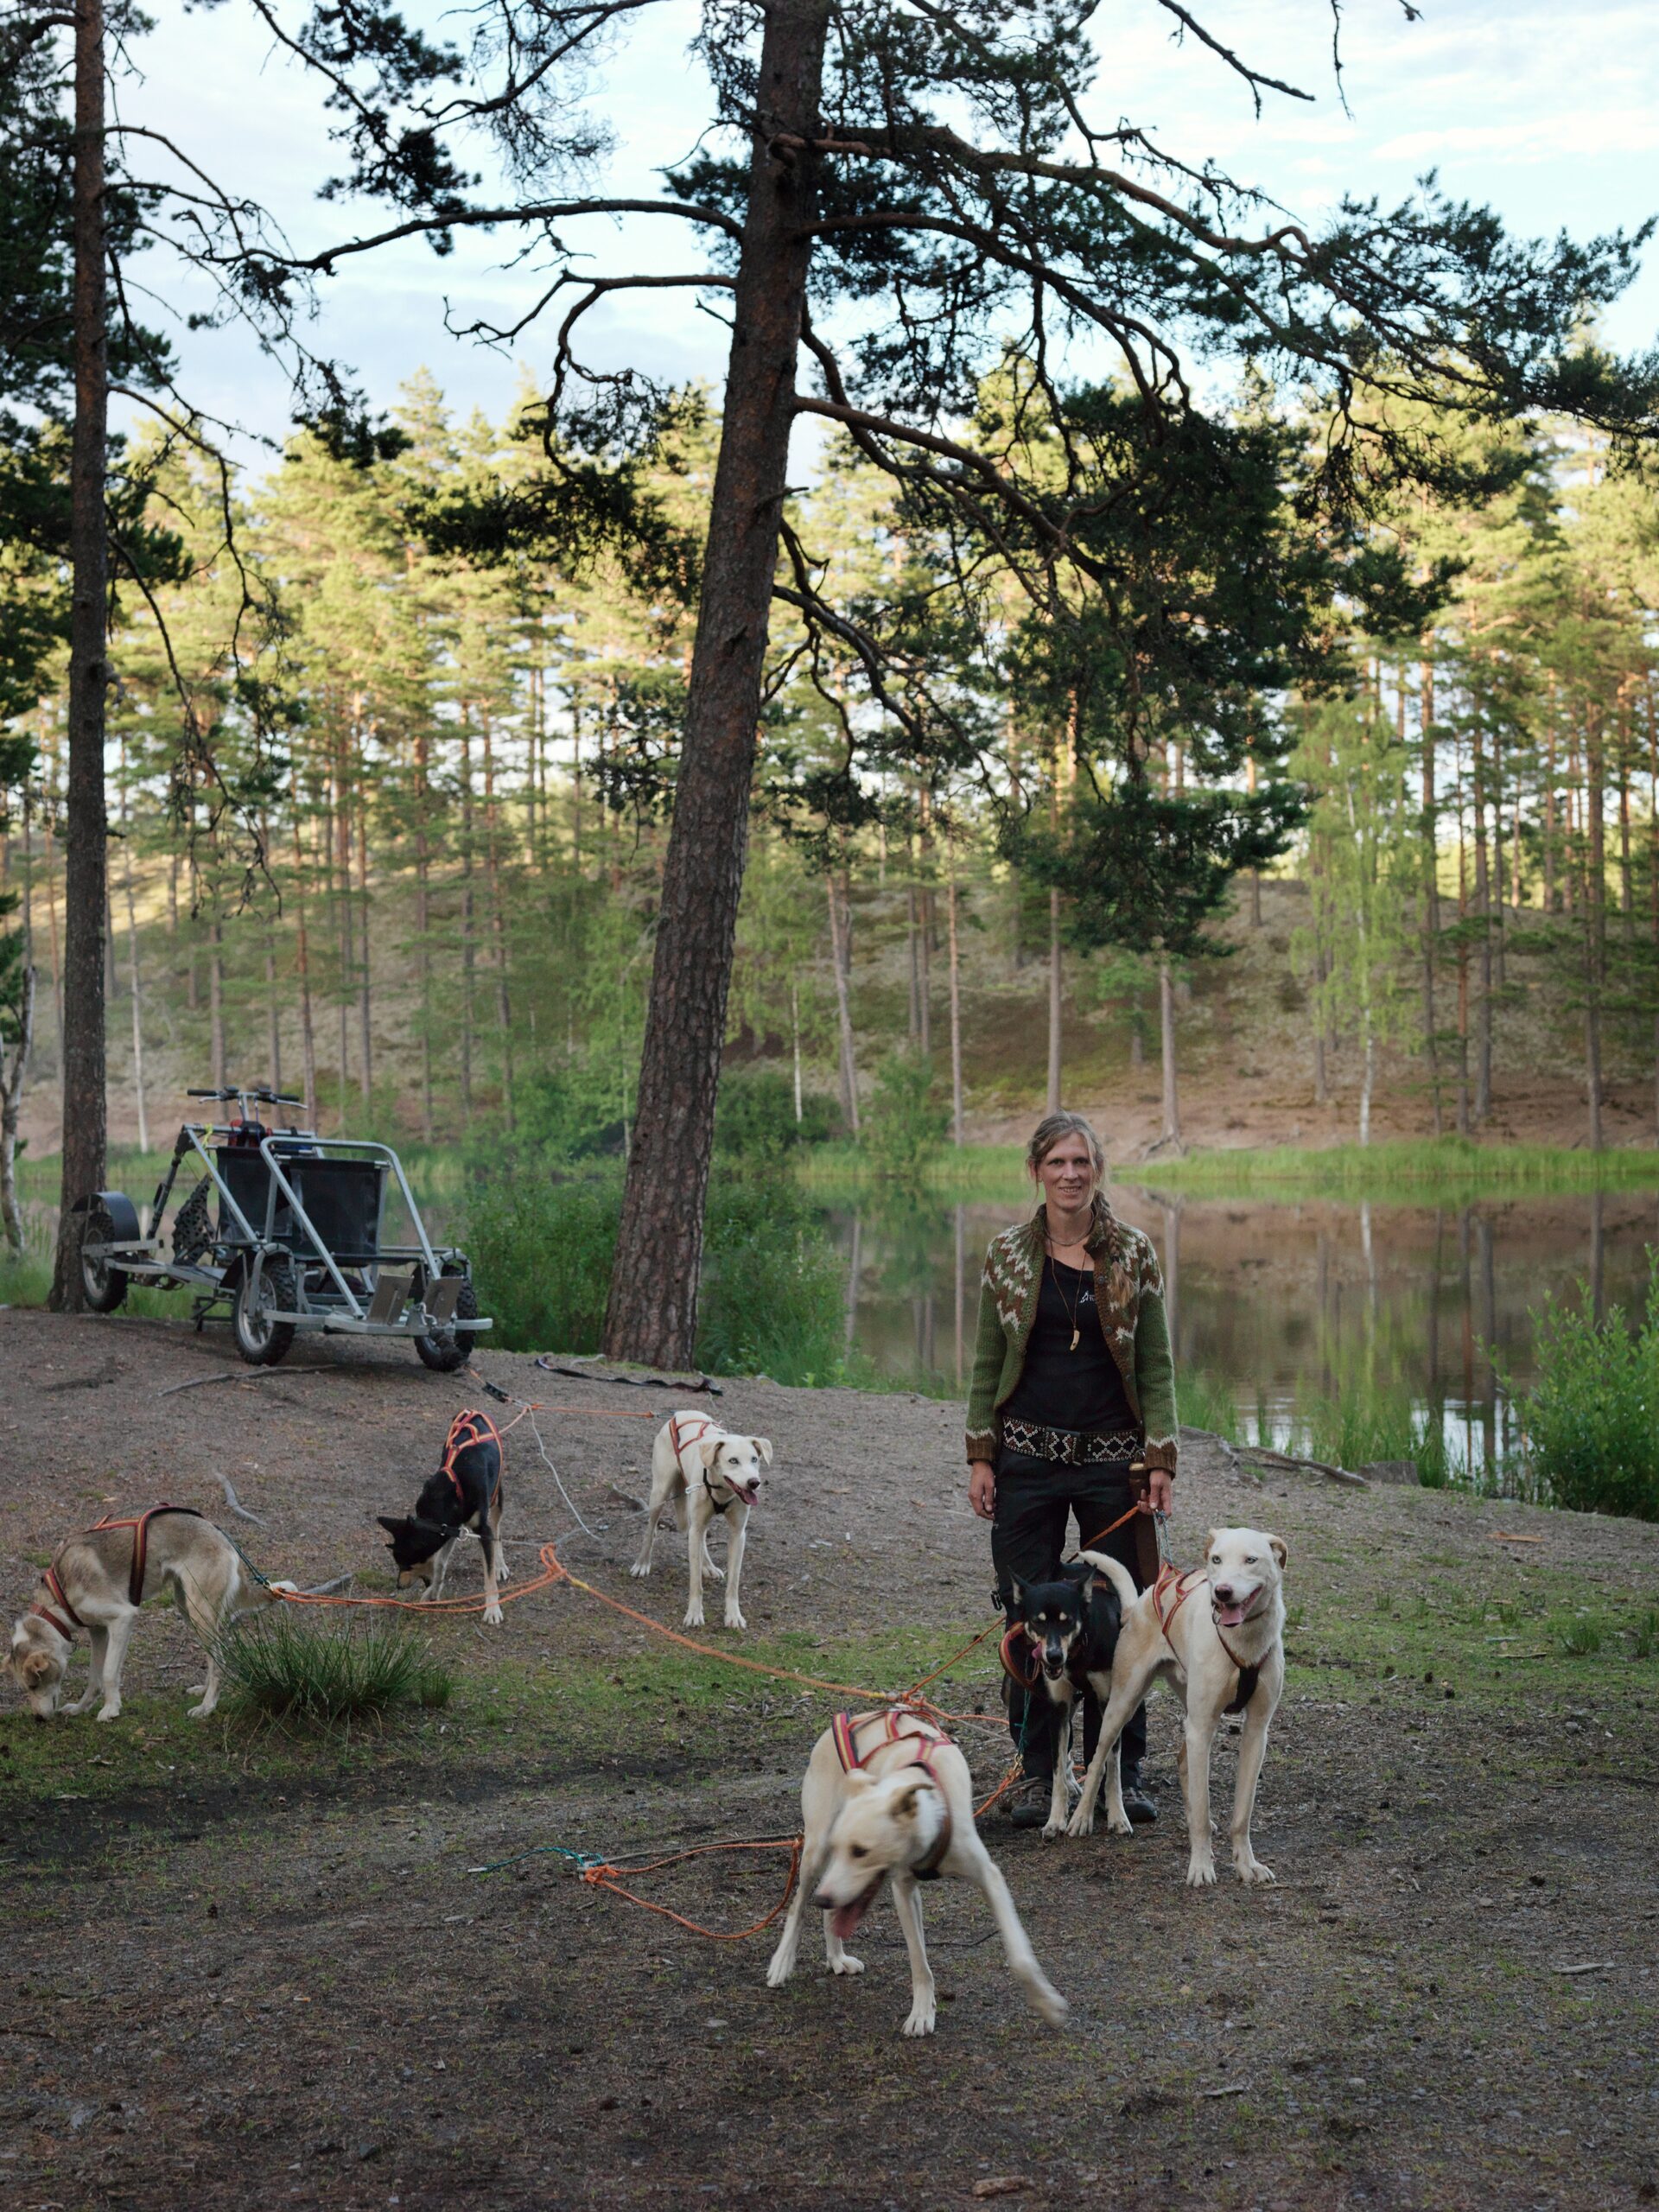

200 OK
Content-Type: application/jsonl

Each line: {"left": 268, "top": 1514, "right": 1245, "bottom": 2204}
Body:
{"left": 79, "top": 1207, "right": 129, "bottom": 1313}
{"left": 415, "top": 1272, "right": 480, "bottom": 1373}
{"left": 233, "top": 1256, "right": 298, "bottom": 1367}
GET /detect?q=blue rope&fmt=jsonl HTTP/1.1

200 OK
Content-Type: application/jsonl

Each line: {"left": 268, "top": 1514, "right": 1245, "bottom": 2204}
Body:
{"left": 468, "top": 1841, "right": 608, "bottom": 1878}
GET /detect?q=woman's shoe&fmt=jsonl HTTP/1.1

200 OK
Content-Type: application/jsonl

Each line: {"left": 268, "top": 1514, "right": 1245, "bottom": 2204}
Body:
{"left": 1007, "top": 1773, "right": 1052, "bottom": 1828}
{"left": 1120, "top": 1769, "right": 1159, "bottom": 1824}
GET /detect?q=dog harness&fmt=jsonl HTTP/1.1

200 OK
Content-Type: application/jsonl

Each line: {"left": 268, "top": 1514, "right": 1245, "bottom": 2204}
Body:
{"left": 441, "top": 1408, "right": 503, "bottom": 1509}
{"left": 830, "top": 1711, "right": 955, "bottom": 1879}
{"left": 29, "top": 1505, "right": 205, "bottom": 1635}
{"left": 669, "top": 1412, "right": 743, "bottom": 1517}
{"left": 1153, "top": 1563, "right": 1261, "bottom": 1717}
{"left": 29, "top": 1564, "right": 84, "bottom": 1643}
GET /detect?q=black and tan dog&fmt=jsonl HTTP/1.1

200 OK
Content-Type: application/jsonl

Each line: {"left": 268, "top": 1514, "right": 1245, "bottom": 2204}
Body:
{"left": 377, "top": 1408, "right": 509, "bottom": 1624}
{"left": 1006, "top": 1560, "right": 1129, "bottom": 1840}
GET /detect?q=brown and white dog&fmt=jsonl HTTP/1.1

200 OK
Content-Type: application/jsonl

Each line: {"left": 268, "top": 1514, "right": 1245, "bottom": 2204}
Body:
{"left": 1066, "top": 1526, "right": 1287, "bottom": 1886}
{"left": 766, "top": 1711, "right": 1068, "bottom": 2037}
{"left": 630, "top": 1411, "right": 772, "bottom": 1630}
{"left": 5, "top": 1507, "right": 296, "bottom": 1723}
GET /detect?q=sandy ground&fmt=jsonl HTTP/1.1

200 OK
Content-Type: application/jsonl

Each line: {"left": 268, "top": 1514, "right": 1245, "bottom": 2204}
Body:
{"left": 3, "top": 1306, "right": 1658, "bottom": 2211}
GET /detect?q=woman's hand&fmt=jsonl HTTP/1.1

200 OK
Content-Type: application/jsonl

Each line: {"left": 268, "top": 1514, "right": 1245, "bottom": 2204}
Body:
{"left": 1141, "top": 1468, "right": 1174, "bottom": 1516}
{"left": 969, "top": 1459, "right": 996, "bottom": 1522}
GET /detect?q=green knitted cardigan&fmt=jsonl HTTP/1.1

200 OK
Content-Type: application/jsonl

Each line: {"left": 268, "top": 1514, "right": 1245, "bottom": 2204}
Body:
{"left": 964, "top": 1196, "right": 1179, "bottom": 1473}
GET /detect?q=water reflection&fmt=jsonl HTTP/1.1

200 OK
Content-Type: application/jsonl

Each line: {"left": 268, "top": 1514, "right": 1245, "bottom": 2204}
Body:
{"left": 822, "top": 1181, "right": 1659, "bottom": 1478}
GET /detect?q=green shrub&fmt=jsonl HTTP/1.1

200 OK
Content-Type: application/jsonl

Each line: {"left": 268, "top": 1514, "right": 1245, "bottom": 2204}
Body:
{"left": 861, "top": 1048, "right": 947, "bottom": 1184}
{"left": 221, "top": 1613, "right": 455, "bottom": 1726}
{"left": 466, "top": 1169, "right": 620, "bottom": 1355}
{"left": 465, "top": 1162, "right": 845, "bottom": 1382}
{"left": 715, "top": 1068, "right": 840, "bottom": 1159}
{"left": 1510, "top": 1271, "right": 1659, "bottom": 1522}
{"left": 696, "top": 1177, "right": 844, "bottom": 1382}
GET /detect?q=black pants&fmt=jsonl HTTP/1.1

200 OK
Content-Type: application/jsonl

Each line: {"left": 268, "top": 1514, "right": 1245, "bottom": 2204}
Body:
{"left": 990, "top": 1450, "right": 1149, "bottom": 1781}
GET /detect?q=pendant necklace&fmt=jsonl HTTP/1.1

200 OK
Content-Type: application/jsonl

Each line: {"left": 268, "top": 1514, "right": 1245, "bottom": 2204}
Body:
{"left": 1046, "top": 1241, "right": 1087, "bottom": 1351}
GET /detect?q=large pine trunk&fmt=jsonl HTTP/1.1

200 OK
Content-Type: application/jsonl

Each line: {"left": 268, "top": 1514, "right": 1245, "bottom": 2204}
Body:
{"left": 48, "top": 0, "right": 110, "bottom": 1309}
{"left": 602, "top": 2, "right": 829, "bottom": 1367}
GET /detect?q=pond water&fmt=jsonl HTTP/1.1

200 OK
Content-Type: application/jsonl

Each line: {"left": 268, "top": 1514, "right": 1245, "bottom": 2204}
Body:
{"left": 819, "top": 1180, "right": 1659, "bottom": 1479}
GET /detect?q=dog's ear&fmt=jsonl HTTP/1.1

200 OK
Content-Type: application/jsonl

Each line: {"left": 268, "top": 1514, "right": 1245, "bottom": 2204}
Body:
{"left": 1009, "top": 1578, "right": 1026, "bottom": 1608}
{"left": 376, "top": 1516, "right": 409, "bottom": 1540}
{"left": 1203, "top": 1528, "right": 1221, "bottom": 1560}
{"left": 753, "top": 1438, "right": 772, "bottom": 1465}
{"left": 698, "top": 1436, "right": 726, "bottom": 1471}
{"left": 842, "top": 1770, "right": 874, "bottom": 1795}
{"left": 21, "top": 1650, "right": 53, "bottom": 1689}
{"left": 1062, "top": 1560, "right": 1095, "bottom": 1593}
{"left": 1267, "top": 1533, "right": 1288, "bottom": 1568}
{"left": 891, "top": 1783, "right": 923, "bottom": 1823}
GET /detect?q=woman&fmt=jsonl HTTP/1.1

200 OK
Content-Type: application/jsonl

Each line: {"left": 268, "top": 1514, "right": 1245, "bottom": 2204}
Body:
{"left": 966, "top": 1110, "right": 1178, "bottom": 1828}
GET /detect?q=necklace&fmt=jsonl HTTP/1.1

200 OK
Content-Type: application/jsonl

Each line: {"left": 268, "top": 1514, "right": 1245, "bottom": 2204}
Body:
{"left": 1046, "top": 1243, "right": 1089, "bottom": 1352}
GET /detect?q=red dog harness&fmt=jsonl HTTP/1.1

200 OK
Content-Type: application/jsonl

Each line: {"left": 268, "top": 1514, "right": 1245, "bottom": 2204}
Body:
{"left": 29, "top": 1504, "right": 204, "bottom": 1637}
{"left": 441, "top": 1409, "right": 503, "bottom": 1507}
{"left": 830, "top": 1711, "right": 955, "bottom": 1879}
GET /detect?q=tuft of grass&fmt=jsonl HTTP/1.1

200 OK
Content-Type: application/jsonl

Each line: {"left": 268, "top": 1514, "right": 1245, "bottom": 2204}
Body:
{"left": 1555, "top": 1615, "right": 1605, "bottom": 1657}
{"left": 1630, "top": 1609, "right": 1658, "bottom": 1661}
{"left": 1179, "top": 1368, "right": 1242, "bottom": 1444}
{"left": 220, "top": 1612, "right": 455, "bottom": 1726}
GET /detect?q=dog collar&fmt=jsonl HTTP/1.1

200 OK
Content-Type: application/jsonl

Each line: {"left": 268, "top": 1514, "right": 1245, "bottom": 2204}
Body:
{"left": 906, "top": 1747, "right": 953, "bottom": 1881}
{"left": 34, "top": 1565, "right": 85, "bottom": 1639}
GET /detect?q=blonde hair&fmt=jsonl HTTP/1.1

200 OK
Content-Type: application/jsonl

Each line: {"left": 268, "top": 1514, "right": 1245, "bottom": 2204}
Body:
{"left": 1026, "top": 1110, "right": 1106, "bottom": 1185}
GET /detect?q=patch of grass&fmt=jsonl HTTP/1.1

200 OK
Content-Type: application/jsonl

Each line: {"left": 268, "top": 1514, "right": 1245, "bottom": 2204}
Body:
{"left": 220, "top": 1613, "right": 455, "bottom": 1726}
{"left": 1634, "top": 1608, "right": 1659, "bottom": 1661}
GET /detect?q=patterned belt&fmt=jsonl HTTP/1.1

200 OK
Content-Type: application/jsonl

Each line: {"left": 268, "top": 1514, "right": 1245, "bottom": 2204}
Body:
{"left": 1000, "top": 1419, "right": 1141, "bottom": 1467}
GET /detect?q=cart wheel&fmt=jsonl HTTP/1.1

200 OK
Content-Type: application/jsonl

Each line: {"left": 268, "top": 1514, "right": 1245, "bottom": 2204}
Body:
{"left": 79, "top": 1206, "right": 129, "bottom": 1313}
{"left": 415, "top": 1272, "right": 480, "bottom": 1373}
{"left": 233, "top": 1256, "right": 298, "bottom": 1367}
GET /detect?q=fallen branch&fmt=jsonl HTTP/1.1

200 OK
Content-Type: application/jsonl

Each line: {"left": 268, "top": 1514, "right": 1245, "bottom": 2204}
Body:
{"left": 218, "top": 1474, "right": 265, "bottom": 1525}
{"left": 159, "top": 1367, "right": 332, "bottom": 1397}
{"left": 1236, "top": 1446, "right": 1369, "bottom": 1489}
{"left": 534, "top": 1356, "right": 722, "bottom": 1396}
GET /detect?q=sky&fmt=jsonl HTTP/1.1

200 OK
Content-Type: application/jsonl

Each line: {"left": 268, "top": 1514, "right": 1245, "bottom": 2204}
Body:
{"left": 116, "top": 0, "right": 1659, "bottom": 461}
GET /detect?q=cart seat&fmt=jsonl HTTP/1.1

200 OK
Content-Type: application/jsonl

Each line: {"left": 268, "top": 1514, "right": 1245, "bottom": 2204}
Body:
{"left": 217, "top": 1149, "right": 386, "bottom": 1263}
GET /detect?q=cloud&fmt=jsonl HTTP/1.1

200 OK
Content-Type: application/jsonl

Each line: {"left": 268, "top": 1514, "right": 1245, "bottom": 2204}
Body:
{"left": 1375, "top": 110, "right": 1659, "bottom": 167}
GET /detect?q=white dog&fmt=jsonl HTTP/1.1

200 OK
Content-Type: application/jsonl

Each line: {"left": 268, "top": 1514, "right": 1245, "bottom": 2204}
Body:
{"left": 5, "top": 1506, "right": 296, "bottom": 1723}
{"left": 630, "top": 1411, "right": 772, "bottom": 1630}
{"left": 766, "top": 1710, "right": 1068, "bottom": 2038}
{"left": 1066, "top": 1527, "right": 1287, "bottom": 1887}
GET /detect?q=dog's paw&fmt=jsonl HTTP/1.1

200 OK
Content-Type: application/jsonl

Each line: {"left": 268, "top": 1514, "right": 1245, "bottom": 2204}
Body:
{"left": 1185, "top": 1857, "right": 1217, "bottom": 1888}
{"left": 901, "top": 1999, "right": 937, "bottom": 2038}
{"left": 1041, "top": 1817, "right": 1069, "bottom": 1841}
{"left": 95, "top": 1704, "right": 122, "bottom": 1723}
{"left": 495, "top": 1560, "right": 512, "bottom": 1584}
{"left": 483, "top": 1604, "right": 505, "bottom": 1627}
{"left": 186, "top": 1700, "right": 216, "bottom": 1720}
{"left": 765, "top": 1952, "right": 796, "bottom": 1988}
{"left": 724, "top": 1610, "right": 747, "bottom": 1632}
{"left": 830, "top": 1953, "right": 864, "bottom": 1977}
{"left": 683, "top": 1605, "right": 706, "bottom": 1629}
{"left": 1031, "top": 1984, "right": 1069, "bottom": 2029}
{"left": 1064, "top": 1808, "right": 1095, "bottom": 1840}
{"left": 1107, "top": 1808, "right": 1134, "bottom": 1839}
{"left": 628, "top": 1561, "right": 652, "bottom": 1579}
{"left": 61, "top": 1694, "right": 97, "bottom": 1716}
{"left": 702, "top": 1560, "right": 726, "bottom": 1582}
{"left": 1236, "top": 1855, "right": 1276, "bottom": 1887}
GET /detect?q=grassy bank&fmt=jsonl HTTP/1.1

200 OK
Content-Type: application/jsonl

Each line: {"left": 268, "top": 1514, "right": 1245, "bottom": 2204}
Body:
{"left": 1121, "top": 1136, "right": 1659, "bottom": 1203}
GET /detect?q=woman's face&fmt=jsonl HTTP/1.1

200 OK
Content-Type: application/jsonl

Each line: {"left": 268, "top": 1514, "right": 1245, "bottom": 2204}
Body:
{"left": 1034, "top": 1135, "right": 1096, "bottom": 1215}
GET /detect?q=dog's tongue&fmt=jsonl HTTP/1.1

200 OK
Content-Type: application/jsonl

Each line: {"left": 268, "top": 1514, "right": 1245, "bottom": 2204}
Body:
{"left": 830, "top": 1899, "right": 868, "bottom": 1944}
{"left": 1213, "top": 1599, "right": 1249, "bottom": 1628}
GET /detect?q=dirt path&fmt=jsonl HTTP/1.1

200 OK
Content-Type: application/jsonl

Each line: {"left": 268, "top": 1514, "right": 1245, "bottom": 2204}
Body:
{"left": 3, "top": 1308, "right": 1657, "bottom": 2211}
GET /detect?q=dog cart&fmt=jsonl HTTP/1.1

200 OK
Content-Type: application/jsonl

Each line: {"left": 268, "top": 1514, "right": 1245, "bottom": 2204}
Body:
{"left": 73, "top": 1086, "right": 492, "bottom": 1371}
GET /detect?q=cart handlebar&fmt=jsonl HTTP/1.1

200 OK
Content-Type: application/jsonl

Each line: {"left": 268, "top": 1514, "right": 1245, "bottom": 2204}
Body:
{"left": 188, "top": 1086, "right": 305, "bottom": 1106}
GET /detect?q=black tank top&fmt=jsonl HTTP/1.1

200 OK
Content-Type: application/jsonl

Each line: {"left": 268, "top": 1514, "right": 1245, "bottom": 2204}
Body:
{"left": 1003, "top": 1257, "right": 1133, "bottom": 1432}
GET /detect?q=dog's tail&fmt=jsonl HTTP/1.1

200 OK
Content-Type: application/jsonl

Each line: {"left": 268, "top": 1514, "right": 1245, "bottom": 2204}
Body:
{"left": 1077, "top": 1550, "right": 1138, "bottom": 1610}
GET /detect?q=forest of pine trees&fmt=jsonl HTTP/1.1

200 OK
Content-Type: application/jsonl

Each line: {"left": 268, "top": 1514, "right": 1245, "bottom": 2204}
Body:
{"left": 5, "top": 375, "right": 1659, "bottom": 1185}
